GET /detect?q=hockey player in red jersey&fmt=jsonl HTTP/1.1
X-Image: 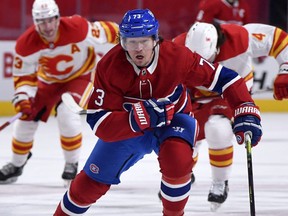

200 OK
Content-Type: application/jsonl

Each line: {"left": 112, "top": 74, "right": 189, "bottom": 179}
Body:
{"left": 53, "top": 9, "right": 262, "bottom": 216}
{"left": 0, "top": 0, "right": 118, "bottom": 185}
{"left": 196, "top": 0, "right": 250, "bottom": 25}
{"left": 173, "top": 21, "right": 288, "bottom": 210}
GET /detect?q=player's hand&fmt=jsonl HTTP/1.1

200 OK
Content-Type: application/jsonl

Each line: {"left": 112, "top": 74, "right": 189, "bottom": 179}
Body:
{"left": 12, "top": 92, "right": 34, "bottom": 120}
{"left": 129, "top": 98, "right": 175, "bottom": 132}
{"left": 273, "top": 65, "right": 288, "bottom": 100}
{"left": 232, "top": 102, "right": 262, "bottom": 146}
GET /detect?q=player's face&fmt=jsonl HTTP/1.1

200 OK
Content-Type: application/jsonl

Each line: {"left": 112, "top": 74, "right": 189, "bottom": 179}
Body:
{"left": 124, "top": 37, "right": 155, "bottom": 67}
{"left": 36, "top": 17, "right": 59, "bottom": 42}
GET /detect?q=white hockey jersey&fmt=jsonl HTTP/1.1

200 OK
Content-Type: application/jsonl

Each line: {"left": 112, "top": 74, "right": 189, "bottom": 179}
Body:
{"left": 12, "top": 15, "right": 118, "bottom": 97}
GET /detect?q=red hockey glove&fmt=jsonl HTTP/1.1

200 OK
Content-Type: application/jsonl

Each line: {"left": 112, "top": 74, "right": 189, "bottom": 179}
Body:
{"left": 273, "top": 65, "right": 288, "bottom": 100}
{"left": 12, "top": 92, "right": 34, "bottom": 120}
{"left": 232, "top": 102, "right": 262, "bottom": 146}
{"left": 129, "top": 98, "right": 175, "bottom": 132}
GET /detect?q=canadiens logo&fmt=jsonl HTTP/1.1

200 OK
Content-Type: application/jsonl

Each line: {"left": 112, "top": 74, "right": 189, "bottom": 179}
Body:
{"left": 236, "top": 134, "right": 243, "bottom": 144}
{"left": 90, "top": 163, "right": 99, "bottom": 174}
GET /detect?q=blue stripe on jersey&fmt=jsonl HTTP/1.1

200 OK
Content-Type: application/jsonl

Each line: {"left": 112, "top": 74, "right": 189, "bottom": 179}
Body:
{"left": 86, "top": 110, "right": 108, "bottom": 131}
{"left": 160, "top": 180, "right": 191, "bottom": 198}
{"left": 167, "top": 84, "right": 183, "bottom": 103}
{"left": 211, "top": 66, "right": 239, "bottom": 94}
{"left": 63, "top": 191, "right": 90, "bottom": 214}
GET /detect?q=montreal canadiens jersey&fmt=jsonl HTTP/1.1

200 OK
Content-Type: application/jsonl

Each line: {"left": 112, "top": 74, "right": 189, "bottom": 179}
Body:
{"left": 196, "top": 0, "right": 250, "bottom": 25}
{"left": 12, "top": 15, "right": 118, "bottom": 96}
{"left": 87, "top": 40, "right": 253, "bottom": 142}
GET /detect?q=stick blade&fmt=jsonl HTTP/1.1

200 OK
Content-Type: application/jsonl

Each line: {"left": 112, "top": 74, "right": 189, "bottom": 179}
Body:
{"left": 61, "top": 93, "right": 84, "bottom": 114}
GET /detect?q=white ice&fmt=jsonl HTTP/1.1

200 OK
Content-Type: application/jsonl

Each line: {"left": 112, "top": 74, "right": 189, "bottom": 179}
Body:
{"left": 0, "top": 113, "right": 288, "bottom": 216}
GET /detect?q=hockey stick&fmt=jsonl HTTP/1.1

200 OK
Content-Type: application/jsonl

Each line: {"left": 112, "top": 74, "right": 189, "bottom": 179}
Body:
{"left": 62, "top": 90, "right": 182, "bottom": 115}
{"left": 61, "top": 93, "right": 100, "bottom": 114}
{"left": 245, "top": 132, "right": 256, "bottom": 216}
{"left": 191, "top": 95, "right": 222, "bottom": 102}
{"left": 0, "top": 112, "right": 22, "bottom": 132}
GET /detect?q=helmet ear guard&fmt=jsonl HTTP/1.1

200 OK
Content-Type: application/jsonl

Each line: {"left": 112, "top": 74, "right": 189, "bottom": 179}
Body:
{"left": 185, "top": 22, "right": 218, "bottom": 61}
{"left": 32, "top": 0, "right": 60, "bottom": 25}
{"left": 119, "top": 9, "right": 159, "bottom": 46}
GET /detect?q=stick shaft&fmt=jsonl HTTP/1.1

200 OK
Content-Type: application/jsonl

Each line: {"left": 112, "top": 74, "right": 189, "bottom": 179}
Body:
{"left": 0, "top": 112, "right": 22, "bottom": 132}
{"left": 245, "top": 133, "right": 256, "bottom": 216}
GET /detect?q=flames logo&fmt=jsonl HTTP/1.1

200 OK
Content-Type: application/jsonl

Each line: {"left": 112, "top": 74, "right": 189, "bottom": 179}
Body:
{"left": 38, "top": 55, "right": 74, "bottom": 75}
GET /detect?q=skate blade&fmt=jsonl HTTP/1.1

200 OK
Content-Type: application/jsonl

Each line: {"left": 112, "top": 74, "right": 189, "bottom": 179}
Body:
{"left": 0, "top": 177, "right": 18, "bottom": 184}
{"left": 210, "top": 202, "right": 221, "bottom": 212}
{"left": 63, "top": 179, "right": 72, "bottom": 188}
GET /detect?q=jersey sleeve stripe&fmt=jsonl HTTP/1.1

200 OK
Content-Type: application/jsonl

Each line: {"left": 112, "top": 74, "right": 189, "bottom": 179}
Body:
{"left": 269, "top": 28, "right": 288, "bottom": 58}
{"left": 86, "top": 110, "right": 111, "bottom": 135}
{"left": 13, "top": 75, "right": 38, "bottom": 89}
{"left": 208, "top": 64, "right": 222, "bottom": 91}
{"left": 100, "top": 21, "right": 119, "bottom": 44}
{"left": 222, "top": 75, "right": 241, "bottom": 92}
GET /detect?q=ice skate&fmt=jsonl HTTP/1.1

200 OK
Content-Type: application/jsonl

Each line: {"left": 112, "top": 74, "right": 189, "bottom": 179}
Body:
{"left": 0, "top": 152, "right": 32, "bottom": 184}
{"left": 158, "top": 173, "right": 195, "bottom": 200}
{"left": 208, "top": 180, "right": 229, "bottom": 211}
{"left": 62, "top": 162, "right": 78, "bottom": 187}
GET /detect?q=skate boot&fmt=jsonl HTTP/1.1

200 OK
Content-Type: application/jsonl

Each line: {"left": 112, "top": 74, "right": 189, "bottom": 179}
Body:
{"left": 0, "top": 152, "right": 32, "bottom": 184}
{"left": 158, "top": 173, "right": 195, "bottom": 200}
{"left": 208, "top": 180, "right": 229, "bottom": 211}
{"left": 62, "top": 162, "right": 78, "bottom": 187}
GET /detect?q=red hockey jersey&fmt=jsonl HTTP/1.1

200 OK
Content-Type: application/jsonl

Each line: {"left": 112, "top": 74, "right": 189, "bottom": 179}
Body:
{"left": 87, "top": 40, "right": 254, "bottom": 142}
{"left": 196, "top": 0, "right": 250, "bottom": 25}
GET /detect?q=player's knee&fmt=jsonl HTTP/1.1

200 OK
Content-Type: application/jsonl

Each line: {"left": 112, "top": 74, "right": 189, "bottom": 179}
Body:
{"left": 205, "top": 115, "right": 234, "bottom": 149}
{"left": 57, "top": 103, "right": 81, "bottom": 136}
{"left": 69, "top": 171, "right": 111, "bottom": 205}
{"left": 159, "top": 138, "right": 193, "bottom": 178}
{"left": 13, "top": 120, "right": 38, "bottom": 140}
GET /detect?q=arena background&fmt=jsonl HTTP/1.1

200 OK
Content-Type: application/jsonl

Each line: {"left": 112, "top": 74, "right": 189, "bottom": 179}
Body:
{"left": 0, "top": 0, "right": 287, "bottom": 116}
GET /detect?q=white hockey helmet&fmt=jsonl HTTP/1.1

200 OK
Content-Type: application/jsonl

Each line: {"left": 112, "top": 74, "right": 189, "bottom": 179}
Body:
{"left": 32, "top": 0, "right": 59, "bottom": 24}
{"left": 185, "top": 22, "right": 218, "bottom": 61}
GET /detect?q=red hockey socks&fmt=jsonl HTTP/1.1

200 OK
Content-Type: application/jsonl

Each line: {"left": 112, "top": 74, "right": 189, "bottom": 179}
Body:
{"left": 158, "top": 138, "right": 194, "bottom": 216}
{"left": 54, "top": 171, "right": 110, "bottom": 215}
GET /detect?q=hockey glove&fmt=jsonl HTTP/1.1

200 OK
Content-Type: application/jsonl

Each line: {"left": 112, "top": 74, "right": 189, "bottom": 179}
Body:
{"left": 129, "top": 98, "right": 175, "bottom": 132}
{"left": 232, "top": 102, "right": 262, "bottom": 146}
{"left": 273, "top": 64, "right": 288, "bottom": 100}
{"left": 12, "top": 92, "right": 34, "bottom": 120}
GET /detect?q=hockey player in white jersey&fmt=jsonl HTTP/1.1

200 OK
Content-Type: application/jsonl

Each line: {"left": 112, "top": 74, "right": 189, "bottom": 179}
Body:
{"left": 173, "top": 22, "right": 288, "bottom": 210}
{"left": 0, "top": 0, "right": 118, "bottom": 185}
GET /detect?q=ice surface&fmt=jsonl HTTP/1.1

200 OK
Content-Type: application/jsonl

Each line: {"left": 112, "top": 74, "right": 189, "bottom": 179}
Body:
{"left": 0, "top": 113, "right": 287, "bottom": 215}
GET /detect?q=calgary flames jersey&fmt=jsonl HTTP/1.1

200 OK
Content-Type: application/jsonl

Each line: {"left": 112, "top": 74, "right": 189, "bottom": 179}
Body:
{"left": 174, "top": 23, "right": 288, "bottom": 92}
{"left": 12, "top": 15, "right": 118, "bottom": 96}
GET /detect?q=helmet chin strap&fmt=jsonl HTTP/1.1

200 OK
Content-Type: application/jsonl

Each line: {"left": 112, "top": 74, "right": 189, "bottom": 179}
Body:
{"left": 141, "top": 41, "right": 159, "bottom": 68}
{"left": 152, "top": 40, "right": 159, "bottom": 50}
